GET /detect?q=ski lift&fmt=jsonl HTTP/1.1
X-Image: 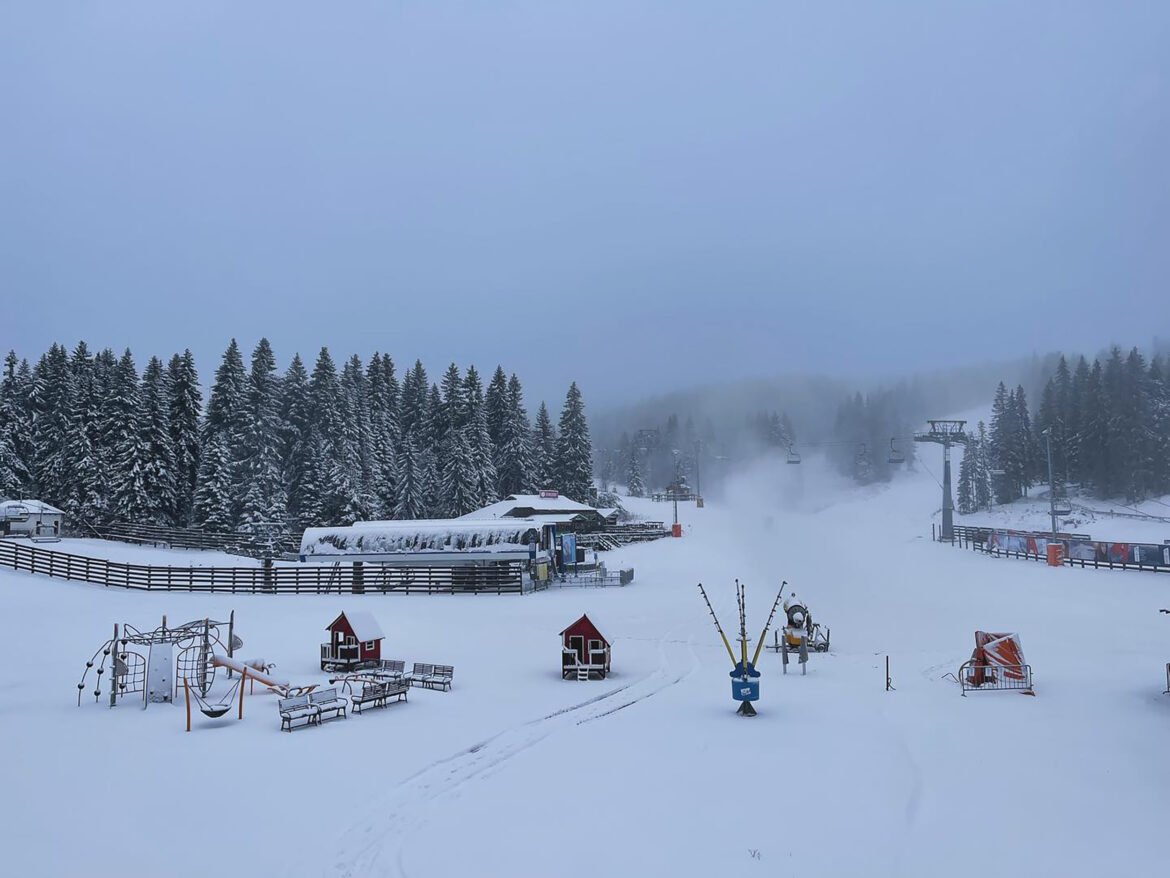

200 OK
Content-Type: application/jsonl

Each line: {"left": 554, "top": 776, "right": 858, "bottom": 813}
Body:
{"left": 888, "top": 438, "right": 905, "bottom": 465}
{"left": 785, "top": 444, "right": 801, "bottom": 465}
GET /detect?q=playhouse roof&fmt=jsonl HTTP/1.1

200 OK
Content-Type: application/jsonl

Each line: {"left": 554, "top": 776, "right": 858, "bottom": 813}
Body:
{"left": 329, "top": 610, "right": 385, "bottom": 643}
{"left": 559, "top": 613, "right": 608, "bottom": 644}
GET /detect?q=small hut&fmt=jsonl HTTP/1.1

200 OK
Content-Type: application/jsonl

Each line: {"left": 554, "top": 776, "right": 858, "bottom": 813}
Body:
{"left": 321, "top": 610, "right": 385, "bottom": 671}
{"left": 560, "top": 614, "right": 611, "bottom": 680}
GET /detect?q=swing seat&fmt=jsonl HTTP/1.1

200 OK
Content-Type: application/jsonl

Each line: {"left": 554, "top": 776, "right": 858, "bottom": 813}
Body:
{"left": 200, "top": 705, "right": 232, "bottom": 718}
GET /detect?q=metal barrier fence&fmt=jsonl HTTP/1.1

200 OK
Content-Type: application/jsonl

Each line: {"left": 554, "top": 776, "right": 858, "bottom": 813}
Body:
{"left": 959, "top": 659, "right": 1033, "bottom": 695}
{"left": 937, "top": 526, "right": 1170, "bottom": 575}
{"left": 0, "top": 539, "right": 527, "bottom": 595}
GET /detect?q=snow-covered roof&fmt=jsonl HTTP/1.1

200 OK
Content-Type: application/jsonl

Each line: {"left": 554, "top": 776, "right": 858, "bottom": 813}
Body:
{"left": 300, "top": 520, "right": 545, "bottom": 557}
{"left": 0, "top": 499, "right": 64, "bottom": 517}
{"left": 597, "top": 508, "right": 619, "bottom": 520}
{"left": 460, "top": 494, "right": 600, "bottom": 520}
{"left": 331, "top": 610, "right": 384, "bottom": 643}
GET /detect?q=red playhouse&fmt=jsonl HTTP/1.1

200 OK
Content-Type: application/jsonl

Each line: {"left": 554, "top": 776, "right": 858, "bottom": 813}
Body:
{"left": 321, "top": 611, "right": 385, "bottom": 672}
{"left": 560, "top": 614, "right": 611, "bottom": 680}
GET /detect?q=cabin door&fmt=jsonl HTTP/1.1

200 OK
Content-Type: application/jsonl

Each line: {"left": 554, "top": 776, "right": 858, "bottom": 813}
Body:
{"left": 569, "top": 635, "right": 584, "bottom": 664}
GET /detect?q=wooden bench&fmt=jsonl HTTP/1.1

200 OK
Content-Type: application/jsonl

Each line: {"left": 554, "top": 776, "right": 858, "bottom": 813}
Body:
{"left": 373, "top": 659, "right": 407, "bottom": 682}
{"left": 308, "top": 687, "right": 347, "bottom": 723}
{"left": 407, "top": 662, "right": 454, "bottom": 692}
{"left": 352, "top": 680, "right": 409, "bottom": 714}
{"left": 278, "top": 694, "right": 318, "bottom": 732}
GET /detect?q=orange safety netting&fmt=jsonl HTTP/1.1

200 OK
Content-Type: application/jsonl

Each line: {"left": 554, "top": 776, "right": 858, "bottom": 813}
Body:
{"left": 970, "top": 631, "right": 1028, "bottom": 683}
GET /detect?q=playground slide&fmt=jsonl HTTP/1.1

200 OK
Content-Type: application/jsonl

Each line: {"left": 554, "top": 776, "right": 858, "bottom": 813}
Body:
{"left": 211, "top": 654, "right": 290, "bottom": 691}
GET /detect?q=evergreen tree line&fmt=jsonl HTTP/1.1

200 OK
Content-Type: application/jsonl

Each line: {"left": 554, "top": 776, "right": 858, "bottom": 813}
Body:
{"left": 829, "top": 389, "right": 919, "bottom": 484}
{"left": 972, "top": 349, "right": 1170, "bottom": 506}
{"left": 595, "top": 409, "right": 796, "bottom": 498}
{"left": 0, "top": 340, "right": 595, "bottom": 530}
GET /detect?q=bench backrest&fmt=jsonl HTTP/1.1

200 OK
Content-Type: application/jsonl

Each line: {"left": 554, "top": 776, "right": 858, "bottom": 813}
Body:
{"left": 361, "top": 682, "right": 386, "bottom": 698}
{"left": 309, "top": 688, "right": 340, "bottom": 704}
{"left": 279, "top": 694, "right": 310, "bottom": 711}
{"left": 411, "top": 662, "right": 434, "bottom": 676}
{"left": 433, "top": 664, "right": 454, "bottom": 679}
{"left": 380, "top": 659, "right": 405, "bottom": 672}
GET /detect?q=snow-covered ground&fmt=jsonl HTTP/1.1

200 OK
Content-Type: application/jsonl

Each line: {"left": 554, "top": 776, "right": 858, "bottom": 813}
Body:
{"left": 44, "top": 536, "right": 265, "bottom": 567}
{"left": 4, "top": 458, "right": 1170, "bottom": 878}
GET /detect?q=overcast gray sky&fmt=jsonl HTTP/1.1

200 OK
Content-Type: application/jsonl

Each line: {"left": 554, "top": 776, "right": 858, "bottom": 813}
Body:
{"left": 2, "top": 2, "right": 1167, "bottom": 408}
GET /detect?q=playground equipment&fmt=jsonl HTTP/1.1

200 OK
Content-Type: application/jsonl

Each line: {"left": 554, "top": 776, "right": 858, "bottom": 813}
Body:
{"left": 766, "top": 593, "right": 830, "bottom": 674}
{"left": 77, "top": 614, "right": 314, "bottom": 715}
{"left": 958, "top": 631, "right": 1033, "bottom": 695}
{"left": 698, "top": 579, "right": 786, "bottom": 716}
{"left": 77, "top": 614, "right": 240, "bottom": 709}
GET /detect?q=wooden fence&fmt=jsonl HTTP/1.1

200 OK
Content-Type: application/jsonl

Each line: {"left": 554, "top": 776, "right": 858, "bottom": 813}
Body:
{"left": 72, "top": 520, "right": 304, "bottom": 559}
{"left": 0, "top": 539, "right": 528, "bottom": 595}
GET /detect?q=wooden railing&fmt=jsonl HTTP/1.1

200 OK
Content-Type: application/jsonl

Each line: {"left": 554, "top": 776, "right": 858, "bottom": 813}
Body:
{"left": 69, "top": 520, "right": 304, "bottom": 559}
{"left": 0, "top": 539, "right": 528, "bottom": 595}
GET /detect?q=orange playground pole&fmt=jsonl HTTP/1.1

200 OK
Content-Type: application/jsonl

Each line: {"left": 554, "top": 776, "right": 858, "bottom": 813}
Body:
{"left": 183, "top": 677, "right": 191, "bottom": 733}
{"left": 238, "top": 667, "right": 248, "bottom": 720}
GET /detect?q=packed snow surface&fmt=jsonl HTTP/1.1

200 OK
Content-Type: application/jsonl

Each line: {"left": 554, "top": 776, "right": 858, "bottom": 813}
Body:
{"left": 3, "top": 456, "right": 1169, "bottom": 877}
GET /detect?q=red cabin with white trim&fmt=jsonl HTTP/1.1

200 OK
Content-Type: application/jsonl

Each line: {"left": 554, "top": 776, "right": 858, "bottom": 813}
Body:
{"left": 321, "top": 611, "right": 385, "bottom": 671}
{"left": 560, "top": 614, "right": 611, "bottom": 680}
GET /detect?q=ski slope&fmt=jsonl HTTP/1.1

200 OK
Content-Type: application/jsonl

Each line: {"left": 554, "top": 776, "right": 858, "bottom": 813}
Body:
{"left": 2, "top": 457, "right": 1168, "bottom": 878}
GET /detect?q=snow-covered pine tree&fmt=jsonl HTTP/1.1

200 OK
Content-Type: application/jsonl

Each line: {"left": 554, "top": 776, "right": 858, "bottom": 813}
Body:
{"left": 399, "top": 360, "right": 429, "bottom": 439}
{"left": 139, "top": 356, "right": 177, "bottom": 525}
{"left": 957, "top": 438, "right": 975, "bottom": 514}
{"left": 533, "top": 401, "right": 557, "bottom": 490}
{"left": 496, "top": 374, "right": 534, "bottom": 496}
{"left": 166, "top": 350, "right": 202, "bottom": 526}
{"left": 193, "top": 432, "right": 235, "bottom": 532}
{"left": 484, "top": 366, "right": 509, "bottom": 452}
{"left": 107, "top": 350, "right": 152, "bottom": 521}
{"left": 974, "top": 422, "right": 993, "bottom": 511}
{"left": 439, "top": 427, "right": 479, "bottom": 517}
{"left": 30, "top": 343, "right": 72, "bottom": 505}
{"left": 555, "top": 382, "right": 593, "bottom": 502}
{"left": 987, "top": 382, "right": 1016, "bottom": 503}
{"left": 194, "top": 340, "right": 248, "bottom": 527}
{"left": 463, "top": 366, "right": 497, "bottom": 507}
{"left": 278, "top": 353, "right": 313, "bottom": 525}
{"left": 393, "top": 433, "right": 428, "bottom": 520}
{"left": 238, "top": 339, "right": 288, "bottom": 534}
{"left": 1148, "top": 356, "right": 1170, "bottom": 496}
{"left": 0, "top": 352, "right": 32, "bottom": 496}
{"left": 626, "top": 443, "right": 645, "bottom": 497}
{"left": 367, "top": 353, "right": 400, "bottom": 518}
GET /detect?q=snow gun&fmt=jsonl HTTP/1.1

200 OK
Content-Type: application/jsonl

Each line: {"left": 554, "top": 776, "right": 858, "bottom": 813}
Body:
{"left": 697, "top": 580, "right": 786, "bottom": 716}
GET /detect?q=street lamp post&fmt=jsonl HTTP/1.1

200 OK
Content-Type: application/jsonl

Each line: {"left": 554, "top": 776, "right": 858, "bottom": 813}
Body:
{"left": 1043, "top": 428, "right": 1058, "bottom": 542}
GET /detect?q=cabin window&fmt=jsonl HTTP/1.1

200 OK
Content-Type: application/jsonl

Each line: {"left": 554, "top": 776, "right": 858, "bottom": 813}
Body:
{"left": 364, "top": 641, "right": 375, "bottom": 651}
{"left": 589, "top": 639, "right": 602, "bottom": 652}
{"left": 346, "top": 636, "right": 356, "bottom": 646}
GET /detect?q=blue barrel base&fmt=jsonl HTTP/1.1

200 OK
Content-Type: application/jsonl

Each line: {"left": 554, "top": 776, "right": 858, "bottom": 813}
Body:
{"left": 731, "top": 677, "right": 760, "bottom": 702}
{"left": 736, "top": 700, "right": 758, "bottom": 717}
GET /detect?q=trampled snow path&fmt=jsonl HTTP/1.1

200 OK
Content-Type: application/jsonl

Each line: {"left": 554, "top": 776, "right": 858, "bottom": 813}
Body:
{"left": 315, "top": 630, "right": 700, "bottom": 878}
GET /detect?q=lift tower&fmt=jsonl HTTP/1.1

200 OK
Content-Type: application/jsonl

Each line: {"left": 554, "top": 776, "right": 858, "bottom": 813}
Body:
{"left": 914, "top": 420, "right": 968, "bottom": 542}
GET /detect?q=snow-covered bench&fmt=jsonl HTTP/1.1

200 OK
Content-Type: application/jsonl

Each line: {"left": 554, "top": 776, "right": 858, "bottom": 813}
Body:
{"left": 373, "top": 659, "right": 407, "bottom": 682}
{"left": 308, "top": 688, "right": 347, "bottom": 723}
{"left": 278, "top": 694, "right": 318, "bottom": 732}
{"left": 351, "top": 680, "right": 409, "bottom": 714}
{"left": 407, "top": 663, "right": 454, "bottom": 691}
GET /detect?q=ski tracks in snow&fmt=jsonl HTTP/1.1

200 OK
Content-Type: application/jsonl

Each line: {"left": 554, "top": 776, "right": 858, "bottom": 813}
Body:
{"left": 316, "top": 628, "right": 699, "bottom": 878}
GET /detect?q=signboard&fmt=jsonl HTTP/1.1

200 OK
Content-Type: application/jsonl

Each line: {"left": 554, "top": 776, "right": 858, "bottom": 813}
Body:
{"left": 561, "top": 533, "right": 577, "bottom": 568}
{"left": 539, "top": 490, "right": 560, "bottom": 499}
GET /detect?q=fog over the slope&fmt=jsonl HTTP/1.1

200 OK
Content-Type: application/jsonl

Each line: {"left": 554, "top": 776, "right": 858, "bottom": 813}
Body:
{"left": 2, "top": 3, "right": 1168, "bottom": 409}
